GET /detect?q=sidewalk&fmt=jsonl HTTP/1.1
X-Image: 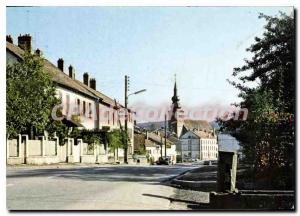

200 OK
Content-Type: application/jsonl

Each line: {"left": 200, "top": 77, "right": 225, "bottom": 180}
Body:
{"left": 168, "top": 165, "right": 218, "bottom": 192}
{"left": 6, "top": 162, "right": 151, "bottom": 170}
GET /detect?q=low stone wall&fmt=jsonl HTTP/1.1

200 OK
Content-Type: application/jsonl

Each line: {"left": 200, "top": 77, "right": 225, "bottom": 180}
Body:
{"left": 28, "top": 140, "right": 42, "bottom": 156}
{"left": 80, "top": 155, "right": 96, "bottom": 163}
{"left": 7, "top": 135, "right": 112, "bottom": 165}
{"left": 26, "top": 156, "right": 60, "bottom": 165}
{"left": 209, "top": 191, "right": 295, "bottom": 210}
{"left": 97, "top": 155, "right": 108, "bottom": 163}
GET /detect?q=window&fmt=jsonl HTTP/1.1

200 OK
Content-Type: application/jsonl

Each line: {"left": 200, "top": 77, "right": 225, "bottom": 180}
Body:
{"left": 188, "top": 140, "right": 192, "bottom": 151}
{"left": 113, "top": 112, "right": 115, "bottom": 125}
{"left": 83, "top": 101, "right": 86, "bottom": 116}
{"left": 66, "top": 94, "right": 70, "bottom": 115}
{"left": 77, "top": 99, "right": 80, "bottom": 115}
{"left": 88, "top": 103, "right": 92, "bottom": 119}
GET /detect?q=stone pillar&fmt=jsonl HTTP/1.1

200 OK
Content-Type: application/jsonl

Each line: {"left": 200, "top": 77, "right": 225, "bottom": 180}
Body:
{"left": 22, "top": 134, "right": 29, "bottom": 164}
{"left": 77, "top": 139, "right": 83, "bottom": 157}
{"left": 94, "top": 143, "right": 98, "bottom": 163}
{"left": 217, "top": 151, "right": 238, "bottom": 192}
{"left": 67, "top": 138, "right": 73, "bottom": 156}
{"left": 6, "top": 137, "right": 9, "bottom": 163}
{"left": 53, "top": 136, "right": 59, "bottom": 156}
{"left": 17, "top": 134, "right": 22, "bottom": 157}
{"left": 40, "top": 136, "right": 46, "bottom": 156}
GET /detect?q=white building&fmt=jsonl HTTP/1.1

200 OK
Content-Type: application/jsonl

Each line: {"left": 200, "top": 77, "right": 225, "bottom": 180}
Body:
{"left": 179, "top": 129, "right": 218, "bottom": 162}
{"left": 6, "top": 34, "right": 134, "bottom": 155}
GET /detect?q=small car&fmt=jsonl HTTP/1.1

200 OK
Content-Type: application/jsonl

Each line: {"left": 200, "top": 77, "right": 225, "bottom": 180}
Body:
{"left": 156, "top": 157, "right": 170, "bottom": 165}
{"left": 203, "top": 160, "right": 212, "bottom": 165}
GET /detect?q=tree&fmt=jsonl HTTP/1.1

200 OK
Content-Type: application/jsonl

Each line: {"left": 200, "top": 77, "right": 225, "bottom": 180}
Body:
{"left": 6, "top": 52, "right": 59, "bottom": 138}
{"left": 107, "top": 130, "right": 126, "bottom": 153}
{"left": 218, "top": 12, "right": 295, "bottom": 189}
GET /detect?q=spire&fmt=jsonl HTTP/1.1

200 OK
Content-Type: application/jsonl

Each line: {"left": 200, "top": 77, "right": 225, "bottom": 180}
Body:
{"left": 174, "top": 74, "right": 178, "bottom": 97}
{"left": 171, "top": 74, "right": 180, "bottom": 105}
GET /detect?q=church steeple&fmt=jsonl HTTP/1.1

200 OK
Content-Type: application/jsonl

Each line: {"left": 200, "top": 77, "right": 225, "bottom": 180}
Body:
{"left": 169, "top": 74, "right": 184, "bottom": 138}
{"left": 171, "top": 75, "right": 180, "bottom": 106}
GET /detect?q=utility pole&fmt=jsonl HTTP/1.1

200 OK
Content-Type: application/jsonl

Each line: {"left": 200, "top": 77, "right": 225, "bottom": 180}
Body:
{"left": 164, "top": 114, "right": 167, "bottom": 158}
{"left": 123, "top": 75, "right": 146, "bottom": 164}
{"left": 124, "top": 75, "right": 128, "bottom": 164}
{"left": 160, "top": 135, "right": 163, "bottom": 158}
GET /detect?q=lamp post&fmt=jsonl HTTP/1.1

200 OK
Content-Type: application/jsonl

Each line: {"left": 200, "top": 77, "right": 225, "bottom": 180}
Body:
{"left": 124, "top": 75, "right": 146, "bottom": 164}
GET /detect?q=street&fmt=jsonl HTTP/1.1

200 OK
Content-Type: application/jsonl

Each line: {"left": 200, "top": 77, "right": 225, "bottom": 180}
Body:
{"left": 7, "top": 164, "right": 199, "bottom": 210}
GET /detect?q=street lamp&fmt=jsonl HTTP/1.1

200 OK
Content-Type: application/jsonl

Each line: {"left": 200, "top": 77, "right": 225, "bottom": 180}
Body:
{"left": 128, "top": 89, "right": 146, "bottom": 96}
{"left": 124, "top": 75, "right": 146, "bottom": 164}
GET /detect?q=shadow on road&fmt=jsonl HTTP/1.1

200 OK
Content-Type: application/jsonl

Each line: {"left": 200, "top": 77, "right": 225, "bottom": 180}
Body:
{"left": 7, "top": 165, "right": 194, "bottom": 183}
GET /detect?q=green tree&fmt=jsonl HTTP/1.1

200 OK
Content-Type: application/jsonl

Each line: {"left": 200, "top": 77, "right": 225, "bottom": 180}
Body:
{"left": 6, "top": 52, "right": 59, "bottom": 138}
{"left": 107, "top": 130, "right": 126, "bottom": 153}
{"left": 218, "top": 12, "right": 295, "bottom": 189}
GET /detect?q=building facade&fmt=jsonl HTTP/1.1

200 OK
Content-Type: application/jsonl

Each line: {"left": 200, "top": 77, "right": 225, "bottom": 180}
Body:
{"left": 6, "top": 34, "right": 134, "bottom": 155}
{"left": 179, "top": 130, "right": 218, "bottom": 162}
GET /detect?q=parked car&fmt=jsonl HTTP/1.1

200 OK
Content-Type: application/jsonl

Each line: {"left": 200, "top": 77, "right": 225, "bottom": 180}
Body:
{"left": 203, "top": 160, "right": 212, "bottom": 165}
{"left": 156, "top": 157, "right": 170, "bottom": 165}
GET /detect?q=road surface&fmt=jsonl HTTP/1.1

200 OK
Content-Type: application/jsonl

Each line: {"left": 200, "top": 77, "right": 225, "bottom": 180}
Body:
{"left": 7, "top": 164, "right": 197, "bottom": 210}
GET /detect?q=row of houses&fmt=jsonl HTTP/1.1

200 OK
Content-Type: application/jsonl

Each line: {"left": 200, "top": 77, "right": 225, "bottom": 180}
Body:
{"left": 6, "top": 34, "right": 135, "bottom": 164}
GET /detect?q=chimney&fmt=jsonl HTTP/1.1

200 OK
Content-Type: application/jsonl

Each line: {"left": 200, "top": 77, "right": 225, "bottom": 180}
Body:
{"left": 35, "top": 49, "right": 42, "bottom": 57}
{"left": 6, "top": 35, "right": 13, "bottom": 43}
{"left": 18, "top": 34, "right": 32, "bottom": 52}
{"left": 57, "top": 58, "right": 64, "bottom": 72}
{"left": 83, "top": 72, "right": 90, "bottom": 86}
{"left": 68, "top": 65, "right": 75, "bottom": 79}
{"left": 90, "top": 78, "right": 96, "bottom": 90}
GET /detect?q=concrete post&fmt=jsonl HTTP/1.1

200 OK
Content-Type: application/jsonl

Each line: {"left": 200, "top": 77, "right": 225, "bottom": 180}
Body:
{"left": 17, "top": 134, "right": 22, "bottom": 157}
{"left": 22, "top": 134, "right": 29, "bottom": 164}
{"left": 6, "top": 137, "right": 9, "bottom": 163}
{"left": 41, "top": 136, "right": 45, "bottom": 156}
{"left": 94, "top": 143, "right": 98, "bottom": 163}
{"left": 53, "top": 136, "right": 59, "bottom": 156}
{"left": 67, "top": 138, "right": 73, "bottom": 156}
{"left": 65, "top": 138, "right": 69, "bottom": 157}
{"left": 217, "top": 151, "right": 238, "bottom": 192}
{"left": 78, "top": 139, "right": 83, "bottom": 157}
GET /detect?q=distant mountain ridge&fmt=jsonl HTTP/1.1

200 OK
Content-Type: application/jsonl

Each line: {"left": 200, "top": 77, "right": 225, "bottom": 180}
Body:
{"left": 137, "top": 120, "right": 220, "bottom": 131}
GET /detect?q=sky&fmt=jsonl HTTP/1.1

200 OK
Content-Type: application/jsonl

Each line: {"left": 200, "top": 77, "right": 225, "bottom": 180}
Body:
{"left": 7, "top": 6, "right": 293, "bottom": 110}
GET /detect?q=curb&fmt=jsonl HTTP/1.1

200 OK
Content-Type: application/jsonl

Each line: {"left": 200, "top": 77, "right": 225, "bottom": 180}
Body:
{"left": 170, "top": 179, "right": 217, "bottom": 191}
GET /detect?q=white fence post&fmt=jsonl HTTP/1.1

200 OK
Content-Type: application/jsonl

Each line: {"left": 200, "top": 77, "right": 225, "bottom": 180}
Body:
{"left": 54, "top": 136, "right": 59, "bottom": 156}
{"left": 94, "top": 143, "right": 98, "bottom": 163}
{"left": 78, "top": 139, "right": 83, "bottom": 163}
{"left": 6, "top": 137, "right": 9, "bottom": 162}
{"left": 17, "top": 134, "right": 22, "bottom": 157}
{"left": 22, "top": 134, "right": 29, "bottom": 164}
{"left": 78, "top": 139, "right": 83, "bottom": 157}
{"left": 40, "top": 136, "right": 45, "bottom": 156}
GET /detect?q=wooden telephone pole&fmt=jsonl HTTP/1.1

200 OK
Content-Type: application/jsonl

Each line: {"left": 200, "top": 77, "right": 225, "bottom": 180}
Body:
{"left": 164, "top": 114, "right": 167, "bottom": 158}
{"left": 124, "top": 75, "right": 128, "bottom": 164}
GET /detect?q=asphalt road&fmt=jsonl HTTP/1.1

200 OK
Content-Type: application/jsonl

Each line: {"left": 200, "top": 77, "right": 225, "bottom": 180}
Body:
{"left": 6, "top": 164, "right": 197, "bottom": 210}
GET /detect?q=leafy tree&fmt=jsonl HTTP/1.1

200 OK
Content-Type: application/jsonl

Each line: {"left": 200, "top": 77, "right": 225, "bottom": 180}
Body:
{"left": 107, "top": 130, "right": 126, "bottom": 153}
{"left": 218, "top": 12, "right": 295, "bottom": 189}
{"left": 46, "top": 119, "right": 69, "bottom": 144}
{"left": 6, "top": 52, "right": 59, "bottom": 138}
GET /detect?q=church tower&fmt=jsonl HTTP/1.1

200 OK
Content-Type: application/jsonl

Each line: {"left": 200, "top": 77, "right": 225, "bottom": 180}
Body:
{"left": 169, "top": 77, "right": 184, "bottom": 138}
